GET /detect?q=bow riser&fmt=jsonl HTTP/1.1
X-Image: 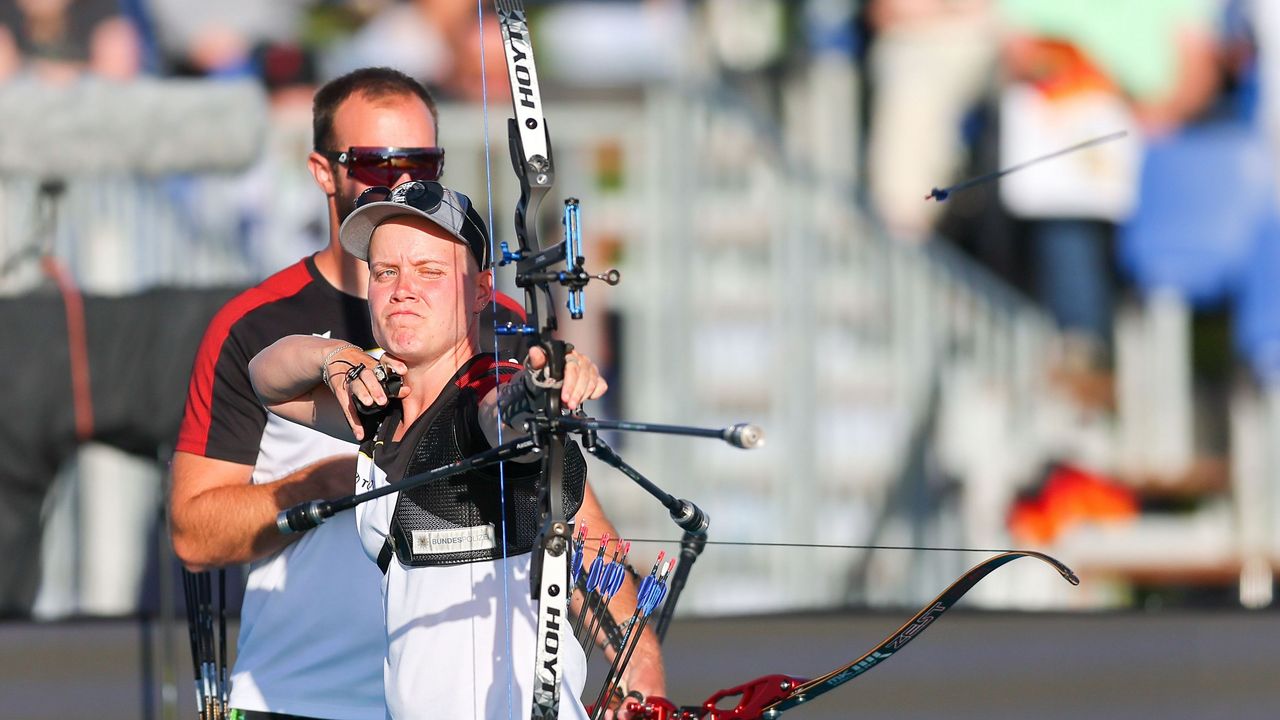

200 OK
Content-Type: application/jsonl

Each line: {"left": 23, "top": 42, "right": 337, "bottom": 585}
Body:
{"left": 531, "top": 541, "right": 571, "bottom": 718}
{"left": 495, "top": 1, "right": 550, "bottom": 170}
{"left": 491, "top": 3, "right": 574, "bottom": 719}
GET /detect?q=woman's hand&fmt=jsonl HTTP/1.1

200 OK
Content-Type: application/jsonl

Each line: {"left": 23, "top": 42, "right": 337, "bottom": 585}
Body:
{"left": 524, "top": 345, "right": 608, "bottom": 410}
{"left": 323, "top": 347, "right": 409, "bottom": 440}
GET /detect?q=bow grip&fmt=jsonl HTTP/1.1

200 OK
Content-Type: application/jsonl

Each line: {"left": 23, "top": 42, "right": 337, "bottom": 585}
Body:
{"left": 528, "top": 338, "right": 570, "bottom": 388}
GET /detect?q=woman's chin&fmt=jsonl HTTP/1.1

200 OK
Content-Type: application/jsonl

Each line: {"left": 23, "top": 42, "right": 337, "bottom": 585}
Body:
{"left": 383, "top": 336, "right": 426, "bottom": 362}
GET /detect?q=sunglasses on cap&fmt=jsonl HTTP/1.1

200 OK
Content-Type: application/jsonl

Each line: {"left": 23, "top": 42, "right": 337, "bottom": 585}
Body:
{"left": 323, "top": 146, "right": 445, "bottom": 187}
{"left": 350, "top": 180, "right": 490, "bottom": 269}
{"left": 353, "top": 181, "right": 422, "bottom": 210}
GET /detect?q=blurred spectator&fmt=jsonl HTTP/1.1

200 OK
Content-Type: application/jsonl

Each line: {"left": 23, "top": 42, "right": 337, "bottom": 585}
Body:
{"left": 233, "top": 43, "right": 329, "bottom": 273}
{"left": 173, "top": 42, "right": 328, "bottom": 279}
{"left": 997, "top": 0, "right": 1222, "bottom": 378}
{"left": 1000, "top": 1, "right": 1220, "bottom": 140}
{"left": 864, "top": 0, "right": 997, "bottom": 243}
{"left": 323, "top": 0, "right": 508, "bottom": 102}
{"left": 144, "top": 0, "right": 309, "bottom": 76}
{"left": 0, "top": 0, "right": 143, "bottom": 83}
{"left": 439, "top": 6, "right": 510, "bottom": 102}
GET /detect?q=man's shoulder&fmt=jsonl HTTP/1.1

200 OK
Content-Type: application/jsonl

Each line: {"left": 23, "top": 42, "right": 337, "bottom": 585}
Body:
{"left": 208, "top": 260, "right": 317, "bottom": 337}
{"left": 178, "top": 257, "right": 362, "bottom": 462}
{"left": 202, "top": 258, "right": 361, "bottom": 353}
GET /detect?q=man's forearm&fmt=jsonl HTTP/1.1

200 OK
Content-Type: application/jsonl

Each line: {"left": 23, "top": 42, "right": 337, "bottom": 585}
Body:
{"left": 170, "top": 454, "right": 356, "bottom": 571}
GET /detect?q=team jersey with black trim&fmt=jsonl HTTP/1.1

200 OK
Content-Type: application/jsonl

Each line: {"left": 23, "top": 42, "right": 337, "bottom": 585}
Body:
{"left": 353, "top": 354, "right": 589, "bottom": 720}
{"left": 175, "top": 256, "right": 526, "bottom": 719}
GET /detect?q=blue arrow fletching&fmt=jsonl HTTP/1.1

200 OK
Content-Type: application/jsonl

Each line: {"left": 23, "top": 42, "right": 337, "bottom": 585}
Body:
{"left": 636, "top": 575, "right": 655, "bottom": 607}
{"left": 640, "top": 584, "right": 663, "bottom": 615}
{"left": 586, "top": 556, "right": 605, "bottom": 593}
{"left": 597, "top": 564, "right": 617, "bottom": 599}
{"left": 605, "top": 564, "right": 626, "bottom": 597}
{"left": 571, "top": 546, "right": 584, "bottom": 581}
{"left": 649, "top": 582, "right": 668, "bottom": 610}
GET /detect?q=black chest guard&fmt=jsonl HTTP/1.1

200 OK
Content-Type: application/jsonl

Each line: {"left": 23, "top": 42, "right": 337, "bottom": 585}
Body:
{"left": 388, "top": 370, "right": 587, "bottom": 568}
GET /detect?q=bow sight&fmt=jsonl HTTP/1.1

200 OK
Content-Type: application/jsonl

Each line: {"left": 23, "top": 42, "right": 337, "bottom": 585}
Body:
{"left": 495, "top": 198, "right": 621, "bottom": 335}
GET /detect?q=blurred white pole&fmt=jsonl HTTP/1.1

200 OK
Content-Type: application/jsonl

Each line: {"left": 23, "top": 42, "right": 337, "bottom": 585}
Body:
{"left": 78, "top": 445, "right": 160, "bottom": 615}
{"left": 34, "top": 444, "right": 158, "bottom": 617}
{"left": 1231, "top": 383, "right": 1274, "bottom": 608}
{"left": 1116, "top": 290, "right": 1194, "bottom": 481}
{"left": 33, "top": 463, "right": 79, "bottom": 619}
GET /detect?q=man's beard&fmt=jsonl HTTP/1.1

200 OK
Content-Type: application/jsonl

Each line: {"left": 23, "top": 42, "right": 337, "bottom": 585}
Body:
{"left": 334, "top": 174, "right": 362, "bottom": 225}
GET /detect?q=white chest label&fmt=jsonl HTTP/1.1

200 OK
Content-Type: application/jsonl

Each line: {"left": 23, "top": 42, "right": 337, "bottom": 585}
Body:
{"left": 411, "top": 526, "right": 496, "bottom": 555}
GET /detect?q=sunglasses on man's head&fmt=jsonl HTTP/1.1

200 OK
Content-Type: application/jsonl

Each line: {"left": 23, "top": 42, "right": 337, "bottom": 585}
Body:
{"left": 324, "top": 146, "right": 445, "bottom": 187}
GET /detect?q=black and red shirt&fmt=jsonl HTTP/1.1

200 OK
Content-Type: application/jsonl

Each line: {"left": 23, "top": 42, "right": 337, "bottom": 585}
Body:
{"left": 177, "top": 255, "right": 526, "bottom": 465}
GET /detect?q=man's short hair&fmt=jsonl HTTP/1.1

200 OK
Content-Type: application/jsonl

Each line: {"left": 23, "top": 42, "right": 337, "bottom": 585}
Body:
{"left": 313, "top": 67, "right": 439, "bottom": 151}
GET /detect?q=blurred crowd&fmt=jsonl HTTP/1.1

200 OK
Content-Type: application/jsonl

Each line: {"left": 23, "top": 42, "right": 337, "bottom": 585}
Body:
{"left": 0, "top": 0, "right": 513, "bottom": 99}
{"left": 863, "top": 0, "right": 1280, "bottom": 398}
{"left": 3, "top": 0, "right": 1279, "bottom": 598}
{"left": 5, "top": 0, "right": 1274, "bottom": 386}
{"left": 0, "top": 0, "right": 530, "bottom": 283}
{"left": 0, "top": 0, "right": 691, "bottom": 286}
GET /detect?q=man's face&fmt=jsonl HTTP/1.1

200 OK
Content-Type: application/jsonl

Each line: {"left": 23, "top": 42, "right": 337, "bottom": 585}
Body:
{"left": 327, "top": 92, "right": 438, "bottom": 224}
{"left": 366, "top": 216, "right": 492, "bottom": 364}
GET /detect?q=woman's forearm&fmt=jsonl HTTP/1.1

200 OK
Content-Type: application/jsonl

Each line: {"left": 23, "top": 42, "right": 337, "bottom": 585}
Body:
{"left": 250, "top": 335, "right": 354, "bottom": 404}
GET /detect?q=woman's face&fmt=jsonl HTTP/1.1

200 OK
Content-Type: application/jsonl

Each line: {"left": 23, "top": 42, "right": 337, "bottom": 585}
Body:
{"left": 365, "top": 216, "right": 491, "bottom": 364}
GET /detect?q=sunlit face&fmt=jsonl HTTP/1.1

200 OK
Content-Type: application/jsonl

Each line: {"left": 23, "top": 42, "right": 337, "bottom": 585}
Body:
{"left": 328, "top": 92, "right": 437, "bottom": 223}
{"left": 366, "top": 216, "right": 492, "bottom": 364}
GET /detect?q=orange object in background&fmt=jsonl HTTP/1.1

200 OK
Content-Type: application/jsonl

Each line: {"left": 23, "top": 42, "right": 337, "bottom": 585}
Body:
{"left": 1006, "top": 38, "right": 1118, "bottom": 100}
{"left": 1008, "top": 463, "right": 1139, "bottom": 544}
